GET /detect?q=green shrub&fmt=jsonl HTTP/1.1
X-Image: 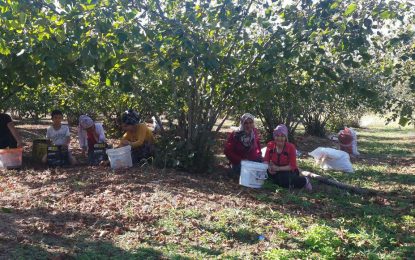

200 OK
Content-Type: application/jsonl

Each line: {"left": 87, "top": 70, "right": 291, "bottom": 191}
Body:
{"left": 153, "top": 131, "right": 215, "bottom": 172}
{"left": 326, "top": 107, "right": 366, "bottom": 133}
{"left": 304, "top": 224, "right": 342, "bottom": 259}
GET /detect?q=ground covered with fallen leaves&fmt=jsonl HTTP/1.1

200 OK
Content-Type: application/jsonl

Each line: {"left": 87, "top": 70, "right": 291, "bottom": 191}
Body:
{"left": 0, "top": 120, "right": 414, "bottom": 259}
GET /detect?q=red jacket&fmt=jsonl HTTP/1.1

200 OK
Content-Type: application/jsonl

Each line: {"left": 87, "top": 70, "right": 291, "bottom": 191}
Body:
{"left": 224, "top": 128, "right": 262, "bottom": 165}
{"left": 263, "top": 141, "right": 298, "bottom": 170}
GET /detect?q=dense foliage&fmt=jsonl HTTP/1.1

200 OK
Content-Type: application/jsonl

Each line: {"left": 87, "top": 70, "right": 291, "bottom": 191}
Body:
{"left": 1, "top": 0, "right": 414, "bottom": 171}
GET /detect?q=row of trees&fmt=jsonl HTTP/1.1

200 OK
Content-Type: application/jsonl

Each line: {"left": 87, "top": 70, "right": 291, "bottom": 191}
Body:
{"left": 1, "top": 0, "right": 414, "bottom": 171}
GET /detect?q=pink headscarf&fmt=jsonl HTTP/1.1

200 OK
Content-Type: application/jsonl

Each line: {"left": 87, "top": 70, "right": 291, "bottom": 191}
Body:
{"left": 273, "top": 124, "right": 288, "bottom": 139}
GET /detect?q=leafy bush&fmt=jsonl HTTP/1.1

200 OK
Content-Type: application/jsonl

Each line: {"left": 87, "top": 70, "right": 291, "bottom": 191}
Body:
{"left": 326, "top": 107, "right": 366, "bottom": 133}
{"left": 153, "top": 131, "right": 215, "bottom": 172}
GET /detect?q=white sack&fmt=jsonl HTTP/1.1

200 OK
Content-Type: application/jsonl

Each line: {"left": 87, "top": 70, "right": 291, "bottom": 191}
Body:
{"left": 309, "top": 147, "right": 354, "bottom": 173}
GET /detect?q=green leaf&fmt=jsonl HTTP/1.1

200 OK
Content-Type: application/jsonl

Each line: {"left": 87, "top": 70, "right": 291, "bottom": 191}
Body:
{"left": 55, "top": 29, "right": 66, "bottom": 43}
{"left": 361, "top": 52, "right": 372, "bottom": 61}
{"left": 105, "top": 78, "right": 111, "bottom": 86}
{"left": 80, "top": 4, "right": 96, "bottom": 11}
{"left": 380, "top": 11, "right": 392, "bottom": 19}
{"left": 142, "top": 43, "right": 152, "bottom": 53}
{"left": 398, "top": 117, "right": 410, "bottom": 127}
{"left": 19, "top": 13, "right": 27, "bottom": 25}
{"left": 0, "top": 40, "right": 11, "bottom": 55}
{"left": 330, "top": 2, "right": 340, "bottom": 9}
{"left": 344, "top": 3, "right": 357, "bottom": 16}
{"left": 117, "top": 32, "right": 128, "bottom": 43}
{"left": 265, "top": 8, "right": 272, "bottom": 18}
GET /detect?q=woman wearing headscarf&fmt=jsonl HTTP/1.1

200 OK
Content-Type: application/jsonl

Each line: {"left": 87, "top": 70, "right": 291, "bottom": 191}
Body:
{"left": 120, "top": 109, "right": 155, "bottom": 163}
{"left": 224, "top": 113, "right": 262, "bottom": 176}
{"left": 78, "top": 115, "right": 106, "bottom": 163}
{"left": 263, "top": 124, "right": 312, "bottom": 190}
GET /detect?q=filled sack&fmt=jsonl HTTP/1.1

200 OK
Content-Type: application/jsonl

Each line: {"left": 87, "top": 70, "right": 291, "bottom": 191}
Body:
{"left": 349, "top": 128, "right": 359, "bottom": 155}
{"left": 309, "top": 147, "right": 354, "bottom": 173}
{"left": 338, "top": 127, "right": 359, "bottom": 155}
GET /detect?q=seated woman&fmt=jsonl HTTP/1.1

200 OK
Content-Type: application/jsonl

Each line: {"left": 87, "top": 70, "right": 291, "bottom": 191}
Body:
{"left": 0, "top": 113, "right": 23, "bottom": 149}
{"left": 263, "top": 124, "right": 312, "bottom": 190}
{"left": 120, "top": 109, "right": 155, "bottom": 163}
{"left": 224, "top": 113, "right": 262, "bottom": 177}
{"left": 78, "top": 115, "right": 106, "bottom": 165}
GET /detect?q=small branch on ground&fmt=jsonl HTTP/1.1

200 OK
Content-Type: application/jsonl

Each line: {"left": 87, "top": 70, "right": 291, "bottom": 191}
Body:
{"left": 301, "top": 170, "right": 377, "bottom": 195}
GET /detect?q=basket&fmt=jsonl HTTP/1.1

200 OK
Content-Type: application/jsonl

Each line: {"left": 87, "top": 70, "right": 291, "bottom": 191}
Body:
{"left": 32, "top": 139, "right": 50, "bottom": 162}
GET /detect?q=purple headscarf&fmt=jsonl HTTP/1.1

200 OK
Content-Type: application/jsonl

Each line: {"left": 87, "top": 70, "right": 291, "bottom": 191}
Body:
{"left": 273, "top": 124, "right": 288, "bottom": 139}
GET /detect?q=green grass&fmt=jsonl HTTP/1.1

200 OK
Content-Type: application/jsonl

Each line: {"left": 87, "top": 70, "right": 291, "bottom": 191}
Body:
{"left": 358, "top": 128, "right": 414, "bottom": 157}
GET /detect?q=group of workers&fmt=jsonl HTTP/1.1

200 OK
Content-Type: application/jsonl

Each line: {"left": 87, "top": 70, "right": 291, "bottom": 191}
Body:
{"left": 0, "top": 111, "right": 311, "bottom": 190}
{"left": 0, "top": 109, "right": 155, "bottom": 166}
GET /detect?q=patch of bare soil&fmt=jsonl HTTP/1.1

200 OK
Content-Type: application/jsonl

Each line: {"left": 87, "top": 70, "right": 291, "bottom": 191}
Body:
{"left": 0, "top": 165, "right": 277, "bottom": 257}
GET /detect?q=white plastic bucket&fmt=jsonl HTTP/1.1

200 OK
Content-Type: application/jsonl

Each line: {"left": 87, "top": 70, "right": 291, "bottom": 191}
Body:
{"left": 239, "top": 160, "right": 268, "bottom": 188}
{"left": 106, "top": 145, "right": 132, "bottom": 169}
{"left": 0, "top": 148, "right": 23, "bottom": 169}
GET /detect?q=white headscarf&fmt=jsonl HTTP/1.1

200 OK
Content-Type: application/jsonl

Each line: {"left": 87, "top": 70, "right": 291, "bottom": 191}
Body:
{"left": 79, "top": 115, "right": 94, "bottom": 129}
{"left": 236, "top": 113, "right": 256, "bottom": 149}
{"left": 238, "top": 113, "right": 255, "bottom": 131}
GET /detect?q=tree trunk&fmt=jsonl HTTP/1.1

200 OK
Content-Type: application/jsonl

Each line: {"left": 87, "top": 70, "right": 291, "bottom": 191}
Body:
{"left": 304, "top": 114, "right": 327, "bottom": 137}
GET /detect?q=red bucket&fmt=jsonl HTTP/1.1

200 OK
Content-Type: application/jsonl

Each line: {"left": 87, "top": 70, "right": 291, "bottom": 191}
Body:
{"left": 0, "top": 148, "right": 23, "bottom": 169}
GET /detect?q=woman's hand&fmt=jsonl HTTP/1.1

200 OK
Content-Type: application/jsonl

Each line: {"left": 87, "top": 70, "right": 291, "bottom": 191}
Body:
{"left": 265, "top": 161, "right": 280, "bottom": 174}
{"left": 268, "top": 162, "right": 278, "bottom": 174}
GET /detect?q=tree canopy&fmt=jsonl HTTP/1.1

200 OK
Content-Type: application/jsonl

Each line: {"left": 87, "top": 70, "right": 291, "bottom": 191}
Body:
{"left": 1, "top": 0, "right": 414, "bottom": 171}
